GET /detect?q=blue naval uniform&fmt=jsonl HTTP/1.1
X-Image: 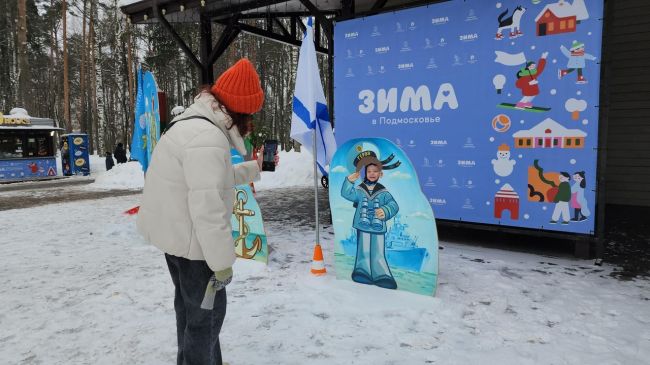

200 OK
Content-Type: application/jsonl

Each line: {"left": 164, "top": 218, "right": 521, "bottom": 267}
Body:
{"left": 342, "top": 178, "right": 399, "bottom": 289}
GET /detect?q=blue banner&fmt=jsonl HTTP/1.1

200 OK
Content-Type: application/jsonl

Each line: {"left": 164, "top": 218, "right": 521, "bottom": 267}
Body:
{"left": 0, "top": 158, "right": 57, "bottom": 181}
{"left": 334, "top": 0, "right": 604, "bottom": 234}
{"left": 131, "top": 68, "right": 161, "bottom": 172}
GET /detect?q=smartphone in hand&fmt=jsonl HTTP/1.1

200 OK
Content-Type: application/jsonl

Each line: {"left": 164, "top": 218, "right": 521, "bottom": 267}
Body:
{"left": 262, "top": 139, "right": 278, "bottom": 172}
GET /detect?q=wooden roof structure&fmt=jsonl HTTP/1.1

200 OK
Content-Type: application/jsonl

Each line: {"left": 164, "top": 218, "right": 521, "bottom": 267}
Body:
{"left": 120, "top": 0, "right": 447, "bottom": 84}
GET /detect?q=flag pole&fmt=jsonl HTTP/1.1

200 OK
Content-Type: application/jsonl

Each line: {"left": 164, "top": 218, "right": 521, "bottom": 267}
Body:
{"left": 313, "top": 127, "right": 320, "bottom": 246}
{"left": 310, "top": 120, "right": 326, "bottom": 275}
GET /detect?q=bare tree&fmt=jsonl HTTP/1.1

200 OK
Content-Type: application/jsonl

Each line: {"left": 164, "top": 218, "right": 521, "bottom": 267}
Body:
{"left": 16, "top": 0, "right": 30, "bottom": 109}
{"left": 62, "top": 0, "right": 71, "bottom": 132}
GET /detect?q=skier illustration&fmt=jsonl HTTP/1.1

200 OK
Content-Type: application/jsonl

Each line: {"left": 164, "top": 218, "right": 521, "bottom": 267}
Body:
{"left": 341, "top": 148, "right": 401, "bottom": 289}
{"left": 495, "top": 6, "right": 527, "bottom": 40}
{"left": 570, "top": 171, "right": 590, "bottom": 221}
{"left": 514, "top": 52, "right": 548, "bottom": 109}
{"left": 558, "top": 40, "right": 597, "bottom": 84}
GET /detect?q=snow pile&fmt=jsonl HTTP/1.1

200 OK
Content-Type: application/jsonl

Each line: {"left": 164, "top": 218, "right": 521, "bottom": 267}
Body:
{"left": 0, "top": 194, "right": 649, "bottom": 364}
{"left": 88, "top": 161, "right": 144, "bottom": 190}
{"left": 8, "top": 107, "right": 30, "bottom": 118}
{"left": 56, "top": 149, "right": 314, "bottom": 191}
{"left": 89, "top": 154, "right": 105, "bottom": 174}
{"left": 255, "top": 149, "right": 315, "bottom": 191}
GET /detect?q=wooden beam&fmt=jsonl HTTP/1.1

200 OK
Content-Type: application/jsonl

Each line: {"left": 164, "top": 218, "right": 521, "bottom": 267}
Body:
{"left": 205, "top": 0, "right": 287, "bottom": 19}
{"left": 226, "top": 21, "right": 328, "bottom": 54}
{"left": 208, "top": 26, "right": 241, "bottom": 67}
{"left": 273, "top": 17, "right": 291, "bottom": 38}
{"left": 237, "top": 11, "right": 337, "bottom": 19}
{"left": 341, "top": 0, "right": 355, "bottom": 17}
{"left": 152, "top": 1, "right": 202, "bottom": 71}
{"left": 371, "top": 0, "right": 388, "bottom": 11}
{"left": 297, "top": 0, "right": 332, "bottom": 40}
{"left": 199, "top": 13, "right": 214, "bottom": 84}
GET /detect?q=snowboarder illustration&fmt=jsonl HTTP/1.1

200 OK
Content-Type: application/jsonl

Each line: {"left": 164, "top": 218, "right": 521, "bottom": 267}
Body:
{"left": 491, "top": 143, "right": 516, "bottom": 177}
{"left": 514, "top": 52, "right": 548, "bottom": 109}
{"left": 558, "top": 40, "right": 597, "bottom": 84}
{"left": 570, "top": 171, "right": 590, "bottom": 221}
{"left": 341, "top": 146, "right": 401, "bottom": 289}
{"left": 495, "top": 6, "right": 527, "bottom": 40}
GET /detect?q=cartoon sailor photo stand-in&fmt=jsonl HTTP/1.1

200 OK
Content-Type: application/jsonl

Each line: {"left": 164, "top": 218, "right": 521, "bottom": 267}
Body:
{"left": 341, "top": 145, "right": 401, "bottom": 289}
{"left": 331, "top": 138, "right": 439, "bottom": 296}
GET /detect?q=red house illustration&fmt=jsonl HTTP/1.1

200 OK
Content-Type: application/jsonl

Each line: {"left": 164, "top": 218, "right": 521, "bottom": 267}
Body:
{"left": 535, "top": 0, "right": 589, "bottom": 36}
{"left": 494, "top": 183, "right": 520, "bottom": 220}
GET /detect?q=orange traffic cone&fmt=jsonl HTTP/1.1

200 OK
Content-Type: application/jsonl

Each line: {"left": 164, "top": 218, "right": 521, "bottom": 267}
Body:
{"left": 310, "top": 244, "right": 326, "bottom": 276}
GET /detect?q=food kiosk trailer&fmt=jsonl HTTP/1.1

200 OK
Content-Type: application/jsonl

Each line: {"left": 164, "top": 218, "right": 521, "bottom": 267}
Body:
{"left": 0, "top": 112, "right": 63, "bottom": 182}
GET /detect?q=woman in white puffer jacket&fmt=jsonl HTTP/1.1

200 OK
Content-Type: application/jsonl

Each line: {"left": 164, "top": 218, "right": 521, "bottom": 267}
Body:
{"left": 137, "top": 58, "right": 274, "bottom": 365}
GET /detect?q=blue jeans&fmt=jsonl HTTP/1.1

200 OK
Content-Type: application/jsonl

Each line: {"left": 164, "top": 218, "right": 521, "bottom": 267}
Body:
{"left": 165, "top": 254, "right": 227, "bottom": 365}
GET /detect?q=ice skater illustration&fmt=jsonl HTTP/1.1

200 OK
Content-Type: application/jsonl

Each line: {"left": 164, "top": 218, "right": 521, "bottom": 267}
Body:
{"left": 341, "top": 148, "right": 401, "bottom": 289}
{"left": 495, "top": 6, "right": 527, "bottom": 40}
{"left": 558, "top": 41, "right": 597, "bottom": 84}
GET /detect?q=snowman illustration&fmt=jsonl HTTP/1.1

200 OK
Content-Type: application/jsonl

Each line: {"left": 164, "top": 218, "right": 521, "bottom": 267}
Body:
{"left": 491, "top": 143, "right": 516, "bottom": 177}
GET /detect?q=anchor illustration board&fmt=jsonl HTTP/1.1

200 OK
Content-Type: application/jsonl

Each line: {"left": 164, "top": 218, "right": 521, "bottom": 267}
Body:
{"left": 329, "top": 138, "right": 439, "bottom": 296}
{"left": 230, "top": 150, "right": 268, "bottom": 264}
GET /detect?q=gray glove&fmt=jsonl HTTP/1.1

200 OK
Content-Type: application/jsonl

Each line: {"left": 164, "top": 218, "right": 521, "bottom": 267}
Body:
{"left": 200, "top": 267, "right": 233, "bottom": 310}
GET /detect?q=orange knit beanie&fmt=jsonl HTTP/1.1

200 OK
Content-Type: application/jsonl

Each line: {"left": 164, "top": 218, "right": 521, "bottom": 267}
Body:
{"left": 211, "top": 58, "right": 264, "bottom": 114}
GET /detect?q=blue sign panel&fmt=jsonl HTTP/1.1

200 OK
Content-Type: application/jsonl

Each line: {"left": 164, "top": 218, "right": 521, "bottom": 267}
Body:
{"left": 0, "top": 158, "right": 57, "bottom": 181}
{"left": 61, "top": 134, "right": 90, "bottom": 176}
{"left": 334, "top": 0, "right": 604, "bottom": 234}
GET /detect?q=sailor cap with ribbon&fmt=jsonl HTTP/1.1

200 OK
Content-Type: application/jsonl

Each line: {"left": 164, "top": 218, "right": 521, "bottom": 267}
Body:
{"left": 351, "top": 142, "right": 401, "bottom": 172}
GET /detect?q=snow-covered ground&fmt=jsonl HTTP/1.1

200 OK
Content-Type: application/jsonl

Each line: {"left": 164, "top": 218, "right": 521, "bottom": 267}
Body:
{"left": 68, "top": 149, "right": 316, "bottom": 191}
{"left": 1, "top": 193, "right": 649, "bottom": 365}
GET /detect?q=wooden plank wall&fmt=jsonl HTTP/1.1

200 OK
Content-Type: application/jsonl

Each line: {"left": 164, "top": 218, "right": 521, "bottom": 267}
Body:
{"left": 602, "top": 0, "right": 650, "bottom": 206}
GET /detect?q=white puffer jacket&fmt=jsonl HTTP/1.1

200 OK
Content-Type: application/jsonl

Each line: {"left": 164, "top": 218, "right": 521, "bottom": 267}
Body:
{"left": 137, "top": 92, "right": 260, "bottom": 271}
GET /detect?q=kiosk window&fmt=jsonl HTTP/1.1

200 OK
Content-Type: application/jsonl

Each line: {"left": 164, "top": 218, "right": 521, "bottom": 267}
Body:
{"left": 25, "top": 137, "right": 37, "bottom": 157}
{"left": 0, "top": 135, "right": 24, "bottom": 159}
{"left": 0, "top": 132, "right": 53, "bottom": 158}
{"left": 36, "top": 137, "right": 50, "bottom": 156}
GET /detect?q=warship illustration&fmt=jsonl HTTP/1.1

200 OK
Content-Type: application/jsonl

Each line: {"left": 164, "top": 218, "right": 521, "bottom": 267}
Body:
{"left": 340, "top": 215, "right": 427, "bottom": 272}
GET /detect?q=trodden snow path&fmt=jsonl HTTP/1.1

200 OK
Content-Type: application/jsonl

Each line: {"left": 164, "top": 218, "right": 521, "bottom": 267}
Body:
{"left": 1, "top": 194, "right": 649, "bottom": 365}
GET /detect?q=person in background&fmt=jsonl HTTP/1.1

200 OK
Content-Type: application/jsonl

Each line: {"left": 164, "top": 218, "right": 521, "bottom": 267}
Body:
{"left": 136, "top": 58, "right": 278, "bottom": 365}
{"left": 113, "top": 142, "right": 128, "bottom": 164}
{"left": 105, "top": 151, "right": 114, "bottom": 171}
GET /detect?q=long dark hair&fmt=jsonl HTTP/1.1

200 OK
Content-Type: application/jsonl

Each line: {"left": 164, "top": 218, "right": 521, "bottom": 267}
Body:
{"left": 575, "top": 171, "right": 586, "bottom": 188}
{"left": 220, "top": 106, "right": 253, "bottom": 137}
{"left": 198, "top": 85, "right": 253, "bottom": 137}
